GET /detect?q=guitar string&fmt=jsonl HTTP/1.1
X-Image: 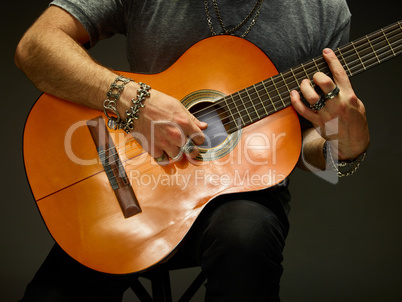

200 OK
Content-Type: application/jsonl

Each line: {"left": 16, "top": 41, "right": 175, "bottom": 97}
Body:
{"left": 181, "top": 21, "right": 402, "bottom": 122}
{"left": 104, "top": 27, "right": 402, "bottom": 174}
{"left": 115, "top": 25, "right": 402, "bottom": 157}
{"left": 231, "top": 32, "right": 402, "bottom": 127}
{"left": 104, "top": 50, "right": 402, "bottom": 187}
{"left": 170, "top": 23, "right": 402, "bottom": 131}
{"left": 104, "top": 38, "right": 402, "bottom": 187}
{"left": 216, "top": 26, "right": 402, "bottom": 131}
{"left": 110, "top": 23, "right": 402, "bottom": 142}
{"left": 99, "top": 24, "right": 402, "bottom": 176}
{"left": 132, "top": 26, "right": 402, "bottom": 144}
{"left": 220, "top": 24, "right": 402, "bottom": 123}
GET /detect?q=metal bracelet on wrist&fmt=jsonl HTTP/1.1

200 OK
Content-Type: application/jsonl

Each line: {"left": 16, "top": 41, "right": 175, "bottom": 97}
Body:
{"left": 119, "top": 82, "right": 151, "bottom": 133}
{"left": 323, "top": 141, "right": 367, "bottom": 177}
{"left": 103, "top": 75, "right": 133, "bottom": 130}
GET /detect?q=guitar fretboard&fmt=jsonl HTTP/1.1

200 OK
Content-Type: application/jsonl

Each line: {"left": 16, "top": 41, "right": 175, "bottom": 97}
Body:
{"left": 217, "top": 20, "right": 402, "bottom": 134}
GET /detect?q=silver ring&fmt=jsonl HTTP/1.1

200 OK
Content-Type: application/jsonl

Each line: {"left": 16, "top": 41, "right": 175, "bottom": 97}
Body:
{"left": 310, "top": 96, "right": 326, "bottom": 112}
{"left": 324, "top": 86, "right": 340, "bottom": 100}
{"left": 154, "top": 152, "right": 167, "bottom": 162}
{"left": 181, "top": 139, "right": 195, "bottom": 154}
{"left": 170, "top": 152, "right": 182, "bottom": 161}
{"left": 310, "top": 86, "right": 340, "bottom": 112}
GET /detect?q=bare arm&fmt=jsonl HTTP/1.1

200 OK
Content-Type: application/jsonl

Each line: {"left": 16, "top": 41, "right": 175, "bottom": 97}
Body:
{"left": 296, "top": 128, "right": 326, "bottom": 171}
{"left": 15, "top": 6, "right": 116, "bottom": 110}
{"left": 15, "top": 6, "right": 206, "bottom": 160}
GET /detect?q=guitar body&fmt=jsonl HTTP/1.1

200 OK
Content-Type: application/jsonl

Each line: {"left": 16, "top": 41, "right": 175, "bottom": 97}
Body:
{"left": 23, "top": 36, "right": 301, "bottom": 274}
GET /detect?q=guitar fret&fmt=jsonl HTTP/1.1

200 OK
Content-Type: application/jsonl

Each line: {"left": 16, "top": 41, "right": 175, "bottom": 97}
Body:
{"left": 280, "top": 72, "right": 299, "bottom": 108}
{"left": 337, "top": 48, "right": 352, "bottom": 77}
{"left": 300, "top": 63, "right": 313, "bottom": 83}
{"left": 222, "top": 97, "right": 237, "bottom": 129}
{"left": 237, "top": 91, "right": 252, "bottom": 124}
{"left": 261, "top": 80, "right": 277, "bottom": 112}
{"left": 290, "top": 67, "right": 301, "bottom": 86}
{"left": 348, "top": 38, "right": 372, "bottom": 74}
{"left": 381, "top": 28, "right": 396, "bottom": 56}
{"left": 266, "top": 78, "right": 281, "bottom": 110}
{"left": 384, "top": 25, "right": 402, "bottom": 57}
{"left": 271, "top": 76, "right": 286, "bottom": 108}
{"left": 245, "top": 87, "right": 260, "bottom": 121}
{"left": 366, "top": 35, "right": 381, "bottom": 64}
{"left": 228, "top": 94, "right": 245, "bottom": 129}
{"left": 360, "top": 34, "right": 387, "bottom": 69}
{"left": 253, "top": 84, "right": 269, "bottom": 116}
{"left": 225, "top": 95, "right": 239, "bottom": 123}
{"left": 312, "top": 58, "right": 320, "bottom": 72}
{"left": 279, "top": 73, "right": 291, "bottom": 95}
{"left": 351, "top": 41, "right": 366, "bottom": 70}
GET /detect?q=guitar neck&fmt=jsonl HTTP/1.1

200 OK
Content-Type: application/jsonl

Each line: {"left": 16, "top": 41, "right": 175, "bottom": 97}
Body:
{"left": 223, "top": 20, "right": 402, "bottom": 133}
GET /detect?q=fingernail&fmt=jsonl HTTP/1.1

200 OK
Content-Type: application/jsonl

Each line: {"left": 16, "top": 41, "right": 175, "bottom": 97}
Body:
{"left": 323, "top": 48, "right": 332, "bottom": 54}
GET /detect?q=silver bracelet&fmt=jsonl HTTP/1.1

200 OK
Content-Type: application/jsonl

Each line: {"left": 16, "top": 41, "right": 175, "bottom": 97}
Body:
{"left": 103, "top": 75, "right": 133, "bottom": 130}
{"left": 103, "top": 76, "right": 151, "bottom": 133}
{"left": 323, "top": 141, "right": 367, "bottom": 177}
{"left": 119, "top": 82, "right": 151, "bottom": 133}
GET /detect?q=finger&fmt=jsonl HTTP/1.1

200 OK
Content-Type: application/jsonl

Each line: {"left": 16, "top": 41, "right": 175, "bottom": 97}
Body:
{"left": 187, "top": 114, "right": 207, "bottom": 145}
{"left": 181, "top": 138, "right": 200, "bottom": 159}
{"left": 166, "top": 146, "right": 183, "bottom": 162}
{"left": 185, "top": 144, "right": 200, "bottom": 159}
{"left": 154, "top": 119, "right": 187, "bottom": 148}
{"left": 153, "top": 151, "right": 169, "bottom": 166}
{"left": 322, "top": 48, "right": 351, "bottom": 90}
{"left": 290, "top": 90, "right": 319, "bottom": 125}
{"left": 299, "top": 79, "right": 321, "bottom": 106}
{"left": 313, "top": 72, "right": 337, "bottom": 95}
{"left": 151, "top": 148, "right": 170, "bottom": 166}
{"left": 147, "top": 125, "right": 183, "bottom": 162}
{"left": 193, "top": 115, "right": 208, "bottom": 130}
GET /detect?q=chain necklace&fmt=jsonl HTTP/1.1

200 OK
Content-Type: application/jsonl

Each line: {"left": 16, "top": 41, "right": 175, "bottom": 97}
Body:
{"left": 204, "top": 0, "right": 264, "bottom": 38}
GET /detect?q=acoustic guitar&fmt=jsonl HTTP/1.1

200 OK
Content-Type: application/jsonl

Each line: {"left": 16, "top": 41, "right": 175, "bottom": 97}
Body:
{"left": 23, "top": 21, "right": 401, "bottom": 274}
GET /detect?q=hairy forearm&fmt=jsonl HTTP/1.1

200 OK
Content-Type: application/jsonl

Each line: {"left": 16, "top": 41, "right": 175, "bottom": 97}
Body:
{"left": 15, "top": 6, "right": 207, "bottom": 161}
{"left": 15, "top": 8, "right": 116, "bottom": 110}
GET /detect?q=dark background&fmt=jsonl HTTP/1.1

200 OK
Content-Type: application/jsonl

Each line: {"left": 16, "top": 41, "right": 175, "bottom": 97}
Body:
{"left": 1, "top": 1, "right": 401, "bottom": 301}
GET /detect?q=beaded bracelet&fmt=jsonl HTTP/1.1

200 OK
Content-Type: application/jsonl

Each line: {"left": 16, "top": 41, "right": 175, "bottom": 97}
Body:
{"left": 323, "top": 141, "right": 367, "bottom": 177}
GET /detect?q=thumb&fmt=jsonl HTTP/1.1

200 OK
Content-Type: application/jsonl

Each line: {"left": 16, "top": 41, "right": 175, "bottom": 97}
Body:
{"left": 191, "top": 114, "right": 208, "bottom": 130}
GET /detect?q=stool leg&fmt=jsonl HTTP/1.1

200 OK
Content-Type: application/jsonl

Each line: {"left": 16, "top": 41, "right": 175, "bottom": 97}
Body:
{"left": 178, "top": 271, "right": 206, "bottom": 302}
{"left": 150, "top": 268, "right": 172, "bottom": 302}
{"left": 130, "top": 278, "right": 153, "bottom": 302}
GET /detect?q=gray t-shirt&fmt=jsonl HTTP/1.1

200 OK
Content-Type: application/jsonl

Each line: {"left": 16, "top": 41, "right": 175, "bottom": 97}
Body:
{"left": 50, "top": 0, "right": 351, "bottom": 73}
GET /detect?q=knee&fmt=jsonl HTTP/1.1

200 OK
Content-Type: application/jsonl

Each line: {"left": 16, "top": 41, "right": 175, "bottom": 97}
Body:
{"left": 203, "top": 200, "right": 287, "bottom": 263}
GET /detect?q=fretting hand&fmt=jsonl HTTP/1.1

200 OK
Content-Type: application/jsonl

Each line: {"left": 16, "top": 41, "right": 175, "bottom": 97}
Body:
{"left": 290, "top": 48, "right": 370, "bottom": 161}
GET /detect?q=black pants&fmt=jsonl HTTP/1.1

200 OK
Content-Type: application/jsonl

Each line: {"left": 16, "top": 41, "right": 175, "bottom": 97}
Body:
{"left": 21, "top": 186, "right": 290, "bottom": 302}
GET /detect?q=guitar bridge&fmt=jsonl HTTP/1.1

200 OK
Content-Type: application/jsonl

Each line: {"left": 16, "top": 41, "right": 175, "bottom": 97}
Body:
{"left": 87, "top": 116, "right": 141, "bottom": 218}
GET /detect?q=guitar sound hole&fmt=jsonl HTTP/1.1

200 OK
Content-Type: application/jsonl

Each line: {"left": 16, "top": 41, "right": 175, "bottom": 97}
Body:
{"left": 190, "top": 102, "right": 230, "bottom": 149}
